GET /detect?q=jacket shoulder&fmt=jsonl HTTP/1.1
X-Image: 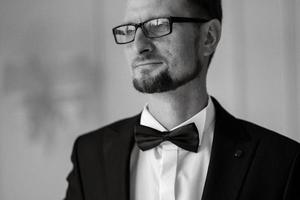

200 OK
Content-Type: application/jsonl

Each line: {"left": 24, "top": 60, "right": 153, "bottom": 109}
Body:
{"left": 238, "top": 119, "right": 300, "bottom": 154}
{"left": 212, "top": 96, "right": 300, "bottom": 152}
{"left": 74, "top": 114, "right": 140, "bottom": 146}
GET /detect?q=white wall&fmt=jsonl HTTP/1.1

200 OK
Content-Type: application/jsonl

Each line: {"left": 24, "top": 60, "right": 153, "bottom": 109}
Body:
{"left": 0, "top": 0, "right": 299, "bottom": 199}
{"left": 209, "top": 0, "right": 300, "bottom": 140}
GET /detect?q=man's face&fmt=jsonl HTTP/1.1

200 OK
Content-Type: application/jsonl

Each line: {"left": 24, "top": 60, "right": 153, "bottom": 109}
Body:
{"left": 124, "top": 0, "right": 206, "bottom": 93}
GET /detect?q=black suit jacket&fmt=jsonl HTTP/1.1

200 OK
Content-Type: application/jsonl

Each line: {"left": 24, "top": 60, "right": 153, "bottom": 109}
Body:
{"left": 64, "top": 98, "right": 300, "bottom": 200}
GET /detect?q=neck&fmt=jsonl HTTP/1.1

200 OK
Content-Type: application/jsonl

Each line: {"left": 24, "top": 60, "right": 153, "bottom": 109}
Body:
{"left": 146, "top": 77, "right": 208, "bottom": 130}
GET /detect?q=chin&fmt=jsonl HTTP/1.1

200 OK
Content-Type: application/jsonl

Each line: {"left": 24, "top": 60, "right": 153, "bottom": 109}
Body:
{"left": 132, "top": 73, "right": 174, "bottom": 93}
{"left": 132, "top": 65, "right": 202, "bottom": 94}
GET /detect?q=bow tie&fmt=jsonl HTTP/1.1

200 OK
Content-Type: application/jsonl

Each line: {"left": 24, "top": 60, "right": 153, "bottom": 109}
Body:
{"left": 134, "top": 123, "right": 199, "bottom": 153}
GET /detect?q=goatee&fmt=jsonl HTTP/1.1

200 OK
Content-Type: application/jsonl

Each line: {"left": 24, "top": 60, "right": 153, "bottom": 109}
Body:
{"left": 132, "top": 65, "right": 201, "bottom": 93}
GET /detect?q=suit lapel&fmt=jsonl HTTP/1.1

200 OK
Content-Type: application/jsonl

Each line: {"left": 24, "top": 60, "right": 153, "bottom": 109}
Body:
{"left": 202, "top": 99, "right": 259, "bottom": 200}
{"left": 98, "top": 99, "right": 259, "bottom": 200}
{"left": 101, "top": 115, "right": 140, "bottom": 200}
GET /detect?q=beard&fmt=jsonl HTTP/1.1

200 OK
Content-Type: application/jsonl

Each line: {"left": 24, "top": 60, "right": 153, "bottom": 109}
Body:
{"left": 132, "top": 62, "right": 201, "bottom": 93}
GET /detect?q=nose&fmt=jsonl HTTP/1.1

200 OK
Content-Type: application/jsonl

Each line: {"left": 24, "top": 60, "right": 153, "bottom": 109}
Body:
{"left": 133, "top": 27, "right": 154, "bottom": 54}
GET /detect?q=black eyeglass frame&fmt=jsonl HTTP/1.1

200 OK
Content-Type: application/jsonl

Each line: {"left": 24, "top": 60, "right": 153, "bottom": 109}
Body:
{"left": 112, "top": 16, "right": 210, "bottom": 44}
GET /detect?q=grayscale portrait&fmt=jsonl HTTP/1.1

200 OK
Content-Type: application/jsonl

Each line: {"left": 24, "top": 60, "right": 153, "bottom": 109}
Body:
{"left": 0, "top": 0, "right": 299, "bottom": 200}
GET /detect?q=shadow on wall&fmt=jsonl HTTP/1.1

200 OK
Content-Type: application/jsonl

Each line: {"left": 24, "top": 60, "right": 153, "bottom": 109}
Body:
{"left": 2, "top": 53, "right": 102, "bottom": 147}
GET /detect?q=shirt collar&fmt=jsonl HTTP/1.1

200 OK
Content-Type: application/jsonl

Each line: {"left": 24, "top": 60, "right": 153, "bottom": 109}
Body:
{"left": 140, "top": 96, "right": 215, "bottom": 146}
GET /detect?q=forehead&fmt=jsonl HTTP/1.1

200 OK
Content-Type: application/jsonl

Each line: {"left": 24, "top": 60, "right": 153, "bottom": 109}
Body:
{"left": 124, "top": 0, "right": 192, "bottom": 22}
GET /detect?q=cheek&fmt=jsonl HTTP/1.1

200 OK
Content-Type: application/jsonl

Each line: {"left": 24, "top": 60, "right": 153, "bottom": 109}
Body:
{"left": 156, "top": 36, "right": 197, "bottom": 76}
{"left": 172, "top": 41, "right": 198, "bottom": 72}
{"left": 156, "top": 37, "right": 178, "bottom": 62}
{"left": 124, "top": 45, "right": 133, "bottom": 62}
{"left": 181, "top": 34, "right": 200, "bottom": 62}
{"left": 123, "top": 41, "right": 138, "bottom": 59}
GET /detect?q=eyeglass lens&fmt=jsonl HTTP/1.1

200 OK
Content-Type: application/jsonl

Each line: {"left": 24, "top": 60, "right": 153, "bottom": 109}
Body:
{"left": 113, "top": 18, "right": 171, "bottom": 44}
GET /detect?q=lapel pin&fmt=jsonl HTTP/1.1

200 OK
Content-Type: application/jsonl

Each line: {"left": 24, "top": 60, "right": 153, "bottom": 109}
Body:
{"left": 234, "top": 149, "right": 243, "bottom": 158}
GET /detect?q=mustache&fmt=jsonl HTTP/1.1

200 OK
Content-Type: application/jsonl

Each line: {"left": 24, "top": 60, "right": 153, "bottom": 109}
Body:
{"left": 132, "top": 54, "right": 165, "bottom": 67}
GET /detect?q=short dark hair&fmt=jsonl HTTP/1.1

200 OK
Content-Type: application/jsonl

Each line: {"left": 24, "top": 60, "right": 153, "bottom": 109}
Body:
{"left": 188, "top": 0, "right": 223, "bottom": 23}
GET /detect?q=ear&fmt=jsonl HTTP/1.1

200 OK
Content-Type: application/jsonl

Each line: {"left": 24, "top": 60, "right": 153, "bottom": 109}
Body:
{"left": 202, "top": 19, "right": 222, "bottom": 56}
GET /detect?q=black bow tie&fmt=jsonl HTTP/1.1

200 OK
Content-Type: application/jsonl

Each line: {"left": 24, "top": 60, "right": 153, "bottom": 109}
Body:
{"left": 134, "top": 123, "right": 199, "bottom": 153}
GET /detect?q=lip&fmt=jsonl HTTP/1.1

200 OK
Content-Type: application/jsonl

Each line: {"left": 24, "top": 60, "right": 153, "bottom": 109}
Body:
{"left": 134, "top": 62, "right": 163, "bottom": 68}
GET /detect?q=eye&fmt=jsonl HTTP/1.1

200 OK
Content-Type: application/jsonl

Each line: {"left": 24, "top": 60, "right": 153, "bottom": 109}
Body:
{"left": 148, "top": 18, "right": 169, "bottom": 27}
{"left": 114, "top": 29, "right": 126, "bottom": 35}
{"left": 145, "top": 18, "right": 170, "bottom": 36}
{"left": 115, "top": 25, "right": 135, "bottom": 36}
{"left": 124, "top": 26, "right": 136, "bottom": 35}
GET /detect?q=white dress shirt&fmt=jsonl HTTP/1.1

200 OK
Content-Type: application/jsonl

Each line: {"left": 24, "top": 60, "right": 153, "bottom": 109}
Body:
{"left": 130, "top": 97, "right": 216, "bottom": 200}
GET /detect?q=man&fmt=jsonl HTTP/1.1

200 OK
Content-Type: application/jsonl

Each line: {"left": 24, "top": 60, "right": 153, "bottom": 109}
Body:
{"left": 64, "top": 0, "right": 300, "bottom": 199}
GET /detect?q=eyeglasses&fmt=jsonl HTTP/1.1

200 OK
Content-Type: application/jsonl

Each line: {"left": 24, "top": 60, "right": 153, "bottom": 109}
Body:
{"left": 112, "top": 16, "right": 210, "bottom": 44}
